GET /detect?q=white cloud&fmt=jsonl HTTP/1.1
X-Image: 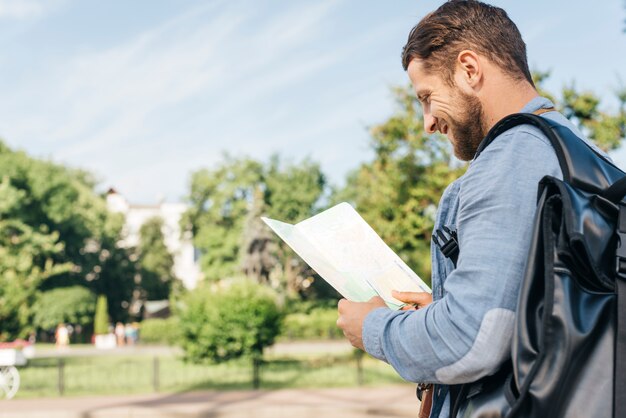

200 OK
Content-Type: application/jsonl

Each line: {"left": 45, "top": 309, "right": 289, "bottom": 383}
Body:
{"left": 0, "top": 0, "right": 356, "bottom": 201}
{"left": 0, "top": 0, "right": 417, "bottom": 202}
{"left": 0, "top": 0, "right": 59, "bottom": 19}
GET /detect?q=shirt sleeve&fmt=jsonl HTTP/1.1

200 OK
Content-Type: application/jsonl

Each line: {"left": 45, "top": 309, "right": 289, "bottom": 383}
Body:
{"left": 362, "top": 126, "right": 562, "bottom": 384}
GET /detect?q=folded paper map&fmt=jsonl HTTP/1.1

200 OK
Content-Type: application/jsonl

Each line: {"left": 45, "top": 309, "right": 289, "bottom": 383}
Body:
{"left": 262, "top": 202, "right": 431, "bottom": 310}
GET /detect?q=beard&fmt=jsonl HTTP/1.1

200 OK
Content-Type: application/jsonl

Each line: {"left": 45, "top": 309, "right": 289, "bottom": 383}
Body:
{"left": 447, "top": 91, "right": 487, "bottom": 161}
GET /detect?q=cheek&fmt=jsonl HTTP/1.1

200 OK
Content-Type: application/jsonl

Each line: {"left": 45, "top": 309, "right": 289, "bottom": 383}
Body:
{"left": 430, "top": 97, "right": 452, "bottom": 115}
{"left": 429, "top": 99, "right": 456, "bottom": 124}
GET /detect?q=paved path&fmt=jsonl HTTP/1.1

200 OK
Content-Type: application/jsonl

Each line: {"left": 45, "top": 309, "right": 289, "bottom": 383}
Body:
{"left": 32, "top": 340, "right": 354, "bottom": 359}
{"left": 0, "top": 386, "right": 419, "bottom": 418}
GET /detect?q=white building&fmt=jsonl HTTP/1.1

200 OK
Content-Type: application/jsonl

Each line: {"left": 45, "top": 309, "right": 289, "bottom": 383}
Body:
{"left": 106, "top": 188, "right": 201, "bottom": 289}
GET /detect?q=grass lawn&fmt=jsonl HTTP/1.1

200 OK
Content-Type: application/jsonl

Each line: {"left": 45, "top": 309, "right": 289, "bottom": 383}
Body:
{"left": 15, "top": 351, "right": 408, "bottom": 398}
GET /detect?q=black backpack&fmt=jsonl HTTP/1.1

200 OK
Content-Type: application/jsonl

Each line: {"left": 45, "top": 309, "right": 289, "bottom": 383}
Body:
{"left": 446, "top": 113, "right": 626, "bottom": 417}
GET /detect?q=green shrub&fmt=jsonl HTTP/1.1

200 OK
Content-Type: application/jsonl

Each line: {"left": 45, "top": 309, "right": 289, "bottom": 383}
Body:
{"left": 179, "top": 279, "right": 283, "bottom": 364}
{"left": 32, "top": 286, "right": 97, "bottom": 330}
{"left": 281, "top": 308, "right": 341, "bottom": 340}
{"left": 139, "top": 317, "right": 181, "bottom": 346}
{"left": 94, "top": 295, "right": 109, "bottom": 335}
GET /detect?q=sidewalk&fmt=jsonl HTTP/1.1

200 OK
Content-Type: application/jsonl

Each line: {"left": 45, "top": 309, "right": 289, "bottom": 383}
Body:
{"left": 32, "top": 340, "right": 354, "bottom": 359}
{"left": 0, "top": 386, "right": 419, "bottom": 418}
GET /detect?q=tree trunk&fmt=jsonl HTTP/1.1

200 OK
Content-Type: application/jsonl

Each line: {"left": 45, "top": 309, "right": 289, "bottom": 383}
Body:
{"left": 252, "top": 354, "right": 262, "bottom": 389}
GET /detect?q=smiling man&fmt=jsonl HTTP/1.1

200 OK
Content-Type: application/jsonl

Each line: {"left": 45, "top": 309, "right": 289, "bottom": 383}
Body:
{"left": 335, "top": 1, "right": 607, "bottom": 417}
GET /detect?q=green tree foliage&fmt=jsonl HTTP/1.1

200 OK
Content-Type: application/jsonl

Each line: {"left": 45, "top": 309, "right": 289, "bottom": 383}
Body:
{"left": 94, "top": 295, "right": 109, "bottom": 335}
{"left": 333, "top": 87, "right": 466, "bottom": 281}
{"left": 533, "top": 71, "right": 626, "bottom": 152}
{"left": 561, "top": 85, "right": 626, "bottom": 151}
{"left": 261, "top": 157, "right": 327, "bottom": 296}
{"left": 184, "top": 155, "right": 327, "bottom": 296}
{"left": 183, "top": 157, "right": 264, "bottom": 281}
{"left": 91, "top": 244, "right": 136, "bottom": 324}
{"left": 137, "top": 216, "right": 178, "bottom": 300}
{"left": 0, "top": 141, "right": 134, "bottom": 339}
{"left": 0, "top": 188, "right": 71, "bottom": 339}
{"left": 32, "top": 286, "right": 96, "bottom": 330}
{"left": 179, "top": 279, "right": 282, "bottom": 363}
{"left": 263, "top": 156, "right": 326, "bottom": 223}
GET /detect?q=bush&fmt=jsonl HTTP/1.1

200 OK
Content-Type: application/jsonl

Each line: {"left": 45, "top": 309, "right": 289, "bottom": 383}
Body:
{"left": 139, "top": 317, "right": 181, "bottom": 346}
{"left": 94, "top": 295, "right": 109, "bottom": 335}
{"left": 179, "top": 279, "right": 283, "bottom": 364}
{"left": 281, "top": 308, "right": 342, "bottom": 340}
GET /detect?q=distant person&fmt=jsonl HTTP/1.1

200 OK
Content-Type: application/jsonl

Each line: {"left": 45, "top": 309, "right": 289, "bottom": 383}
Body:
{"left": 131, "top": 322, "right": 140, "bottom": 344}
{"left": 115, "top": 322, "right": 126, "bottom": 346}
{"left": 55, "top": 323, "right": 69, "bottom": 349}
{"left": 124, "top": 323, "right": 135, "bottom": 346}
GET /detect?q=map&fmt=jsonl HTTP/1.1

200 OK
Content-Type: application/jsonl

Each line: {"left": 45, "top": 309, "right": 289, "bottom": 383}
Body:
{"left": 262, "top": 202, "right": 431, "bottom": 310}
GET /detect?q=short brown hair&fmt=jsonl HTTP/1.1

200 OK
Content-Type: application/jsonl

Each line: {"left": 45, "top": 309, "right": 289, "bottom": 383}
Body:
{"left": 402, "top": 0, "right": 534, "bottom": 86}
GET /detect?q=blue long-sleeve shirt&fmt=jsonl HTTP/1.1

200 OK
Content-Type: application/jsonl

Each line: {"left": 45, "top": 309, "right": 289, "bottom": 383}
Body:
{"left": 362, "top": 97, "right": 608, "bottom": 417}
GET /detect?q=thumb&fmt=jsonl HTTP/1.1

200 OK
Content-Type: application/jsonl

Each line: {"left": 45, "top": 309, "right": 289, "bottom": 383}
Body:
{"left": 391, "top": 290, "right": 433, "bottom": 308}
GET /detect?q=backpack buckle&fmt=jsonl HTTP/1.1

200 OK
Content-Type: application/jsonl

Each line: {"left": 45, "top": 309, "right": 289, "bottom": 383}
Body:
{"left": 433, "top": 225, "right": 459, "bottom": 267}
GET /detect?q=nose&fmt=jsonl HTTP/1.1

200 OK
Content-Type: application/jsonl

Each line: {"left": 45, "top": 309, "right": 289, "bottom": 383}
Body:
{"left": 423, "top": 112, "right": 438, "bottom": 134}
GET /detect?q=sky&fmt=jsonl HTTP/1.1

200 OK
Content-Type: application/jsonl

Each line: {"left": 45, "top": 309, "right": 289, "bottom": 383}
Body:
{"left": 0, "top": 0, "right": 625, "bottom": 204}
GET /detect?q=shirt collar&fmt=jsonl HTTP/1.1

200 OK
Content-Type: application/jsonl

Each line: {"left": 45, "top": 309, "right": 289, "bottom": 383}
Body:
{"left": 519, "top": 96, "right": 555, "bottom": 113}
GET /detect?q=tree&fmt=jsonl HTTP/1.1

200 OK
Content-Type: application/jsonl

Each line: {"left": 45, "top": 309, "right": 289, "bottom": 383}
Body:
{"left": 89, "top": 243, "right": 136, "bottom": 324}
{"left": 0, "top": 158, "right": 73, "bottom": 340}
{"left": 94, "top": 295, "right": 109, "bottom": 335}
{"left": 333, "top": 87, "right": 466, "bottom": 282}
{"left": 178, "top": 279, "right": 282, "bottom": 387}
{"left": 0, "top": 140, "right": 136, "bottom": 336}
{"left": 137, "top": 216, "right": 178, "bottom": 300}
{"left": 184, "top": 155, "right": 328, "bottom": 296}
{"left": 533, "top": 71, "right": 626, "bottom": 152}
{"left": 263, "top": 155, "right": 326, "bottom": 224}
{"left": 262, "top": 156, "right": 327, "bottom": 296}
{"left": 239, "top": 187, "right": 277, "bottom": 285}
{"left": 0, "top": 215, "right": 71, "bottom": 340}
{"left": 561, "top": 85, "right": 626, "bottom": 151}
{"left": 32, "top": 286, "right": 96, "bottom": 331}
{"left": 183, "top": 156, "right": 264, "bottom": 281}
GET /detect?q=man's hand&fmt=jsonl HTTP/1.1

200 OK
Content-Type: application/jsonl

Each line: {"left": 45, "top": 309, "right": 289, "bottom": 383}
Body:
{"left": 392, "top": 290, "right": 433, "bottom": 311}
{"left": 337, "top": 297, "right": 388, "bottom": 350}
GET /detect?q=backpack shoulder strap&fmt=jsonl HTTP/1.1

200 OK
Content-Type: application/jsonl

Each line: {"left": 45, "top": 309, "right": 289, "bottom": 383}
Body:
{"left": 474, "top": 113, "right": 573, "bottom": 181}
{"left": 474, "top": 113, "right": 624, "bottom": 192}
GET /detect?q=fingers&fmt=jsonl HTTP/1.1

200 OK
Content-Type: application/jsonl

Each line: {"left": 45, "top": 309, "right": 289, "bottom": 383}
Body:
{"left": 391, "top": 290, "right": 433, "bottom": 308}
{"left": 337, "top": 298, "right": 348, "bottom": 312}
{"left": 337, "top": 299, "right": 348, "bottom": 329}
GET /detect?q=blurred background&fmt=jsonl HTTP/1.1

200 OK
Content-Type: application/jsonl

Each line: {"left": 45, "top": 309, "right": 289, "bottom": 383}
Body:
{"left": 0, "top": 0, "right": 624, "bottom": 416}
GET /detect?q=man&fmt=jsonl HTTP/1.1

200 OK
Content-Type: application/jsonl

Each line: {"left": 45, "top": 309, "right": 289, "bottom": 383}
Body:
{"left": 336, "top": 1, "right": 607, "bottom": 417}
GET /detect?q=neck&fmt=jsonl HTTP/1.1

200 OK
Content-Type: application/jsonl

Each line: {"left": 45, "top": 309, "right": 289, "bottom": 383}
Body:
{"left": 480, "top": 78, "right": 539, "bottom": 131}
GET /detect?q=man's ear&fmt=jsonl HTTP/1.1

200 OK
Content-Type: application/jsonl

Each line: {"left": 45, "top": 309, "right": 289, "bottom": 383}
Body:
{"left": 455, "top": 50, "right": 482, "bottom": 89}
